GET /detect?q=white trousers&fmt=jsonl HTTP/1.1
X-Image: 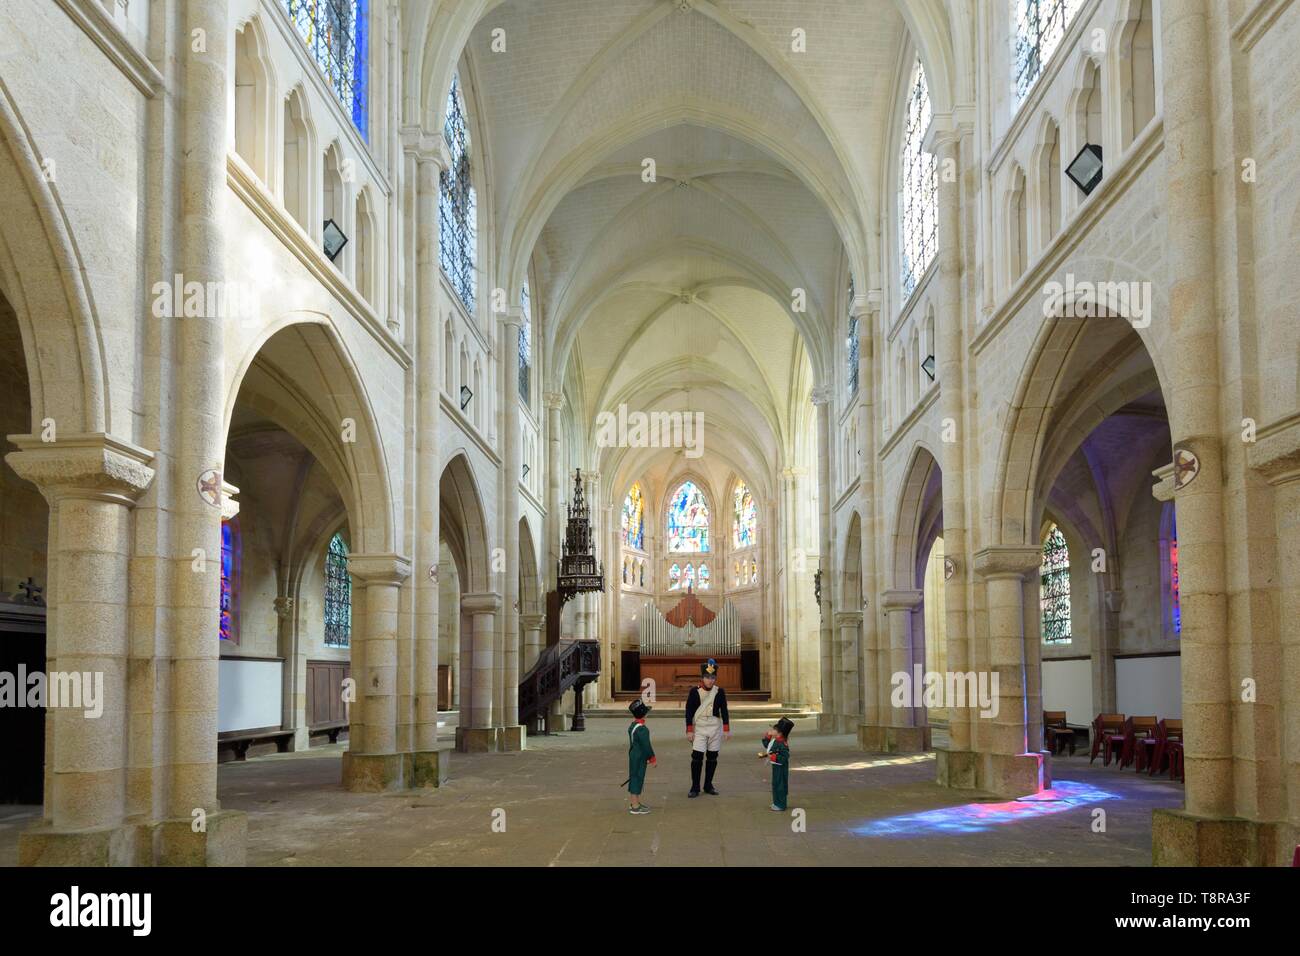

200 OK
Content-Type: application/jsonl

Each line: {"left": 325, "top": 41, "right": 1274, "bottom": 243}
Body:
{"left": 692, "top": 721, "right": 723, "bottom": 753}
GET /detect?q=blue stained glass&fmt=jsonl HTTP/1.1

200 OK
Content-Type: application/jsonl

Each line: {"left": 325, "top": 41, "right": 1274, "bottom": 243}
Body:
{"left": 667, "top": 481, "right": 710, "bottom": 553}
{"left": 220, "top": 520, "right": 237, "bottom": 643}
{"left": 284, "top": 0, "right": 368, "bottom": 140}
{"left": 440, "top": 73, "right": 477, "bottom": 312}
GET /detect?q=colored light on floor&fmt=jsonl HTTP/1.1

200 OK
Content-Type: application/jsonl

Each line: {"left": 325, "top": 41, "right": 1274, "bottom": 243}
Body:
{"left": 794, "top": 754, "right": 935, "bottom": 773}
{"left": 853, "top": 779, "right": 1121, "bottom": 836}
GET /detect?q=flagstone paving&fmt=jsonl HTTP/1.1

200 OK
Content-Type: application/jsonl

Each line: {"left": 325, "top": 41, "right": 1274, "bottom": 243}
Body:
{"left": 0, "top": 716, "right": 1186, "bottom": 866}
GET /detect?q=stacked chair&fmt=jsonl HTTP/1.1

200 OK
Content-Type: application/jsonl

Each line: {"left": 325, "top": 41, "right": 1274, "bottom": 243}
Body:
{"left": 1083, "top": 712, "right": 1183, "bottom": 781}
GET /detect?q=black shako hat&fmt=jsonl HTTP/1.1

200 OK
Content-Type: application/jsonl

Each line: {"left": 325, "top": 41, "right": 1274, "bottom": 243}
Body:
{"left": 700, "top": 658, "right": 719, "bottom": 679}
{"left": 774, "top": 717, "right": 795, "bottom": 739}
{"left": 629, "top": 700, "right": 650, "bottom": 719}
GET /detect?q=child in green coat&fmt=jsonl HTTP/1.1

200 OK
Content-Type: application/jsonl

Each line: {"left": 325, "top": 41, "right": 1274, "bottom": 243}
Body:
{"left": 627, "top": 700, "right": 656, "bottom": 814}
{"left": 758, "top": 717, "right": 794, "bottom": 811}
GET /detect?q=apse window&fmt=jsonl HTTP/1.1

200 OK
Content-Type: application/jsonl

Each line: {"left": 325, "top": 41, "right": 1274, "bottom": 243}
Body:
{"left": 219, "top": 519, "right": 240, "bottom": 645}
{"left": 1039, "top": 523, "right": 1072, "bottom": 643}
{"left": 900, "top": 56, "right": 936, "bottom": 301}
{"left": 1012, "top": 0, "right": 1084, "bottom": 106}
{"left": 284, "top": 0, "right": 369, "bottom": 140}
{"left": 440, "top": 72, "right": 478, "bottom": 312}
{"left": 667, "top": 480, "right": 710, "bottom": 552}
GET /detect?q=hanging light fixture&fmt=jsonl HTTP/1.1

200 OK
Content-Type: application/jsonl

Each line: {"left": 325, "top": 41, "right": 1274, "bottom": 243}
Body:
{"left": 459, "top": 385, "right": 473, "bottom": 411}
{"left": 322, "top": 219, "right": 348, "bottom": 261}
{"left": 1065, "top": 144, "right": 1104, "bottom": 196}
{"left": 921, "top": 354, "right": 936, "bottom": 381}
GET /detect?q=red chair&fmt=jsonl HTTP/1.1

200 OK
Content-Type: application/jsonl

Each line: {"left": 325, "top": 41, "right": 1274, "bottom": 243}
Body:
{"left": 1148, "top": 718, "right": 1183, "bottom": 777}
{"left": 1090, "top": 713, "right": 1126, "bottom": 765}
{"left": 1122, "top": 716, "right": 1158, "bottom": 770}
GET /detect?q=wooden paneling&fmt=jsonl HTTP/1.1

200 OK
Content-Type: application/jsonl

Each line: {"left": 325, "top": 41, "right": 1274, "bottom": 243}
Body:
{"left": 638, "top": 655, "right": 741, "bottom": 697}
{"left": 306, "top": 660, "right": 350, "bottom": 728}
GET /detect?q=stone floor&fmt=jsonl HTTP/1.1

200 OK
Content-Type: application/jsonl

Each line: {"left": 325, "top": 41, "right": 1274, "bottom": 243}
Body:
{"left": 0, "top": 716, "right": 1186, "bottom": 866}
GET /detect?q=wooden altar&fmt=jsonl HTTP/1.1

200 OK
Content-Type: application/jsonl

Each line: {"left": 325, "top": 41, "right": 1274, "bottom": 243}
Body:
{"left": 638, "top": 654, "right": 742, "bottom": 696}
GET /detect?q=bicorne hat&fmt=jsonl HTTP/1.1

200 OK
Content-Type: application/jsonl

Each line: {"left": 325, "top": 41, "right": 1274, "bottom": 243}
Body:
{"left": 700, "top": 658, "right": 719, "bottom": 679}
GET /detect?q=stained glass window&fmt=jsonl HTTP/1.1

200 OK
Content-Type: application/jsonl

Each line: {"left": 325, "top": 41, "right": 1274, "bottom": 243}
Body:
{"left": 518, "top": 282, "right": 532, "bottom": 402}
{"left": 732, "top": 481, "right": 757, "bottom": 549}
{"left": 622, "top": 559, "right": 628, "bottom": 584}
{"left": 1013, "top": 0, "right": 1084, "bottom": 106}
{"left": 622, "top": 482, "right": 645, "bottom": 550}
{"left": 220, "top": 519, "right": 238, "bottom": 643}
{"left": 284, "top": 0, "right": 368, "bottom": 139}
{"left": 639, "top": 561, "right": 645, "bottom": 588}
{"left": 667, "top": 481, "right": 710, "bottom": 552}
{"left": 325, "top": 531, "right": 352, "bottom": 648}
{"left": 669, "top": 563, "right": 682, "bottom": 590}
{"left": 846, "top": 275, "right": 859, "bottom": 400}
{"left": 683, "top": 563, "right": 696, "bottom": 590}
{"left": 733, "top": 561, "right": 741, "bottom": 587}
{"left": 699, "top": 564, "right": 710, "bottom": 589}
{"left": 440, "top": 72, "right": 477, "bottom": 312}
{"left": 900, "top": 56, "right": 937, "bottom": 301}
{"left": 750, "top": 559, "right": 758, "bottom": 585}
{"left": 1040, "top": 524, "right": 1072, "bottom": 643}
{"left": 1170, "top": 538, "right": 1180, "bottom": 634}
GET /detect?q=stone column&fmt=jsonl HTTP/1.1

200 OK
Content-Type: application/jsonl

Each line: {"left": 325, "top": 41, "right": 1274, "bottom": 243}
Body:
{"left": 404, "top": 126, "right": 449, "bottom": 766}
{"left": 342, "top": 554, "right": 415, "bottom": 790}
{"left": 811, "top": 387, "right": 834, "bottom": 729}
{"left": 875, "top": 590, "right": 928, "bottom": 752}
{"left": 926, "top": 118, "right": 976, "bottom": 787}
{"left": 780, "top": 467, "right": 801, "bottom": 705}
{"left": 498, "top": 306, "right": 524, "bottom": 750}
{"left": 162, "top": 0, "right": 245, "bottom": 866}
{"left": 457, "top": 591, "right": 501, "bottom": 752}
{"left": 833, "top": 610, "right": 862, "bottom": 735}
{"left": 9, "top": 437, "right": 155, "bottom": 866}
{"left": 522, "top": 613, "right": 545, "bottom": 674}
{"left": 854, "top": 291, "right": 882, "bottom": 749}
{"left": 1150, "top": 0, "right": 1234, "bottom": 861}
{"left": 544, "top": 392, "right": 564, "bottom": 592}
{"left": 973, "top": 547, "right": 1048, "bottom": 797}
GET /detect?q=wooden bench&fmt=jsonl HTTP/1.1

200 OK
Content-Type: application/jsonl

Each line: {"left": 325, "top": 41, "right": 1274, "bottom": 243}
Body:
{"left": 218, "top": 727, "right": 294, "bottom": 761}
{"left": 309, "top": 720, "right": 348, "bottom": 745}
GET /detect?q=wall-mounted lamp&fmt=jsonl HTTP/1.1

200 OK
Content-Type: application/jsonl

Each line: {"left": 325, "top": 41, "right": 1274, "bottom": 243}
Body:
{"left": 921, "top": 354, "right": 936, "bottom": 382}
{"left": 460, "top": 385, "right": 473, "bottom": 411}
{"left": 1065, "top": 144, "right": 1104, "bottom": 196}
{"left": 323, "top": 219, "right": 348, "bottom": 261}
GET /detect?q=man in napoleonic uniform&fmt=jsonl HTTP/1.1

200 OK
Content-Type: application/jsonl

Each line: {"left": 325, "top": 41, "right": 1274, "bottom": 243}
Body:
{"left": 685, "top": 657, "right": 730, "bottom": 797}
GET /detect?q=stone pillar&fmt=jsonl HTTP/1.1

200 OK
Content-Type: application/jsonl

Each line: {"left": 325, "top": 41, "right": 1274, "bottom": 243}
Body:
{"left": 780, "top": 467, "right": 802, "bottom": 705}
{"left": 9, "top": 437, "right": 155, "bottom": 866}
{"left": 457, "top": 591, "right": 501, "bottom": 752}
{"left": 1150, "top": 0, "right": 1235, "bottom": 862}
{"left": 833, "top": 610, "right": 861, "bottom": 735}
{"left": 869, "top": 590, "right": 929, "bottom": 752}
{"left": 811, "top": 387, "right": 834, "bottom": 729}
{"left": 926, "top": 118, "right": 975, "bottom": 788}
{"left": 343, "top": 555, "right": 421, "bottom": 790}
{"left": 854, "top": 291, "right": 882, "bottom": 749}
{"left": 522, "top": 613, "right": 545, "bottom": 674}
{"left": 544, "top": 392, "right": 564, "bottom": 591}
{"left": 404, "top": 126, "right": 449, "bottom": 763}
{"left": 972, "top": 547, "right": 1048, "bottom": 797}
{"left": 161, "top": 0, "right": 246, "bottom": 866}
{"left": 498, "top": 306, "right": 524, "bottom": 751}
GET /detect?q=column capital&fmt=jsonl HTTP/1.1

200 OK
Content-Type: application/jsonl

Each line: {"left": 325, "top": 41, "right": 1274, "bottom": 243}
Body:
{"left": 1150, "top": 462, "right": 1176, "bottom": 502}
{"left": 850, "top": 290, "right": 881, "bottom": 320}
{"left": 833, "top": 609, "right": 863, "bottom": 626}
{"left": 347, "top": 553, "right": 412, "bottom": 585}
{"left": 5, "top": 432, "right": 155, "bottom": 505}
{"left": 1247, "top": 412, "right": 1300, "bottom": 486}
{"left": 972, "top": 546, "right": 1042, "bottom": 579}
{"left": 462, "top": 591, "right": 502, "bottom": 614}
{"left": 880, "top": 588, "right": 923, "bottom": 611}
{"left": 399, "top": 125, "right": 448, "bottom": 169}
{"left": 543, "top": 391, "right": 564, "bottom": 411}
{"left": 499, "top": 304, "right": 524, "bottom": 332}
{"left": 810, "top": 386, "right": 832, "bottom": 406}
{"left": 924, "top": 106, "right": 975, "bottom": 154}
{"left": 521, "top": 612, "right": 546, "bottom": 629}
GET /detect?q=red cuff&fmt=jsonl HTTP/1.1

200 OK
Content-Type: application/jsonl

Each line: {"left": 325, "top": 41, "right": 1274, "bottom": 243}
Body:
{"left": 723, "top": 724, "right": 730, "bottom": 732}
{"left": 648, "top": 756, "right": 657, "bottom": 765}
{"left": 687, "top": 725, "right": 694, "bottom": 733}
{"left": 769, "top": 754, "right": 778, "bottom": 763}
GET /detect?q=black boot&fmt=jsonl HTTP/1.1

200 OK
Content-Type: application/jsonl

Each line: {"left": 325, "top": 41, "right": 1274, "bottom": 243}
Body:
{"left": 704, "top": 751, "right": 719, "bottom": 795}
{"left": 689, "top": 751, "right": 703, "bottom": 796}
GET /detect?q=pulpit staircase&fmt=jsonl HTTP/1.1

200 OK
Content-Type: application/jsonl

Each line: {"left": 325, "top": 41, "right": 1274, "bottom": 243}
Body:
{"left": 518, "top": 638, "right": 600, "bottom": 733}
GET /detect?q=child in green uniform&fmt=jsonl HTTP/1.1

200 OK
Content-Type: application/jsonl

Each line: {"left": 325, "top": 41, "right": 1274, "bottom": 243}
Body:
{"left": 627, "top": 700, "right": 656, "bottom": 814}
{"left": 758, "top": 717, "right": 794, "bottom": 811}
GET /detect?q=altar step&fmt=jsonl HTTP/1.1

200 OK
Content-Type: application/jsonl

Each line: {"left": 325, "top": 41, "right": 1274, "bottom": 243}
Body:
{"left": 588, "top": 698, "right": 815, "bottom": 720}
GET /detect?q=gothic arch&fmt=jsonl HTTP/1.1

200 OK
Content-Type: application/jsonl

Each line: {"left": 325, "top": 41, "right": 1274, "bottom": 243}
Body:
{"left": 890, "top": 442, "right": 943, "bottom": 590}
{"left": 440, "top": 451, "right": 491, "bottom": 594}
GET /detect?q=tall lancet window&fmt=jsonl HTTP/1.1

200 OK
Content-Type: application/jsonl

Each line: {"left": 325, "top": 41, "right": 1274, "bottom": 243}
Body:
{"left": 900, "top": 56, "right": 936, "bottom": 301}
{"left": 440, "top": 72, "right": 477, "bottom": 312}
{"left": 1013, "top": 0, "right": 1084, "bottom": 105}
{"left": 518, "top": 281, "right": 532, "bottom": 402}
{"left": 1039, "top": 523, "right": 1072, "bottom": 643}
{"left": 845, "top": 276, "right": 859, "bottom": 400}
{"left": 325, "top": 531, "right": 352, "bottom": 648}
{"left": 667, "top": 481, "right": 710, "bottom": 553}
{"left": 622, "top": 482, "right": 645, "bottom": 551}
{"left": 220, "top": 519, "right": 240, "bottom": 644}
{"left": 732, "top": 480, "right": 757, "bottom": 549}
{"left": 284, "top": 0, "right": 369, "bottom": 138}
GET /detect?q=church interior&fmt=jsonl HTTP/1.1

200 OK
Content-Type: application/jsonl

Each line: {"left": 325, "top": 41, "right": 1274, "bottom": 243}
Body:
{"left": 0, "top": 0, "right": 1298, "bottom": 880}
